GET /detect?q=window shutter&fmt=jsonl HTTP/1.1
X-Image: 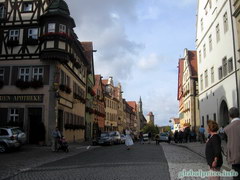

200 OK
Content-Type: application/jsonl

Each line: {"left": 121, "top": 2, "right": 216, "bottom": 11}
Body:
{"left": 4, "top": 66, "right": 10, "bottom": 85}
{"left": 11, "top": 66, "right": 18, "bottom": 85}
{"left": 0, "top": 108, "right": 8, "bottom": 126}
{"left": 43, "top": 65, "right": 50, "bottom": 85}
{"left": 18, "top": 108, "right": 24, "bottom": 129}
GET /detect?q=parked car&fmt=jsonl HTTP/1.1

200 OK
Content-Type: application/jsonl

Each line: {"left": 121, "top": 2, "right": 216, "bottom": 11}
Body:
{"left": 109, "top": 131, "right": 121, "bottom": 144}
{"left": 120, "top": 134, "right": 126, "bottom": 144}
{"left": 159, "top": 132, "right": 170, "bottom": 143}
{"left": 0, "top": 127, "right": 27, "bottom": 153}
{"left": 97, "top": 132, "right": 114, "bottom": 145}
{"left": 143, "top": 133, "right": 149, "bottom": 141}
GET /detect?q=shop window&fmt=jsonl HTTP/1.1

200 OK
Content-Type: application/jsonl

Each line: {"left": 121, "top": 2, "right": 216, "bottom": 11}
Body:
{"left": 9, "top": 109, "right": 19, "bottom": 123}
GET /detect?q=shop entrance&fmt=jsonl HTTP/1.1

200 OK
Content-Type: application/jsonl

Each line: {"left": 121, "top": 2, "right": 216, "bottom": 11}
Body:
{"left": 28, "top": 108, "right": 43, "bottom": 144}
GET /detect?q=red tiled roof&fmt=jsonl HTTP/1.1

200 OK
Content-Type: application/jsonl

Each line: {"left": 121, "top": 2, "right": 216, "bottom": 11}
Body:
{"left": 127, "top": 101, "right": 137, "bottom": 112}
{"left": 102, "top": 79, "right": 108, "bottom": 86}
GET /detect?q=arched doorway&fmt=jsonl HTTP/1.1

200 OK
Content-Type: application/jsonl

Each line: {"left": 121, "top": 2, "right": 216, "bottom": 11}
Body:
{"left": 219, "top": 100, "right": 229, "bottom": 127}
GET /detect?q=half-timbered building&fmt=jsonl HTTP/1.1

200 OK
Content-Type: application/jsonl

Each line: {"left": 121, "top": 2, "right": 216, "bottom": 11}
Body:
{"left": 0, "top": 0, "right": 89, "bottom": 144}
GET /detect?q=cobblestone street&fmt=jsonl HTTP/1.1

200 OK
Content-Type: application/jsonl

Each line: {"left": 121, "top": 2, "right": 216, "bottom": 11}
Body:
{"left": 1, "top": 142, "right": 235, "bottom": 180}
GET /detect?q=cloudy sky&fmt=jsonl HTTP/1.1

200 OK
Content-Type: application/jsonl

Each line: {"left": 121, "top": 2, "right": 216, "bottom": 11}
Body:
{"left": 65, "top": 0, "right": 197, "bottom": 126}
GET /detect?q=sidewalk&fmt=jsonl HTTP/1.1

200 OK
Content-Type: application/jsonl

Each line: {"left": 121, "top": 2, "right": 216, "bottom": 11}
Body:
{"left": 171, "top": 141, "right": 231, "bottom": 170}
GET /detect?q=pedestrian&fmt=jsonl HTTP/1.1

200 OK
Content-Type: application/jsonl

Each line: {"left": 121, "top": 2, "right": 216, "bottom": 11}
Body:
{"left": 139, "top": 132, "right": 144, "bottom": 144}
{"left": 148, "top": 131, "right": 152, "bottom": 144}
{"left": 155, "top": 134, "right": 160, "bottom": 145}
{"left": 125, "top": 127, "right": 134, "bottom": 150}
{"left": 178, "top": 130, "right": 183, "bottom": 143}
{"left": 218, "top": 126, "right": 225, "bottom": 141}
{"left": 174, "top": 130, "right": 179, "bottom": 143}
{"left": 224, "top": 107, "right": 240, "bottom": 180}
{"left": 205, "top": 120, "right": 223, "bottom": 180}
{"left": 199, "top": 125, "right": 206, "bottom": 143}
{"left": 52, "top": 127, "right": 61, "bottom": 152}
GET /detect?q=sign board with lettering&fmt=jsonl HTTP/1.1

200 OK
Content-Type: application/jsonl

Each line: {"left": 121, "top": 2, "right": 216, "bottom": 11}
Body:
{"left": 0, "top": 94, "right": 44, "bottom": 103}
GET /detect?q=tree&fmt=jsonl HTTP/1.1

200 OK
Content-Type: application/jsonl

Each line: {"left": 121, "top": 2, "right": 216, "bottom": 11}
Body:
{"left": 142, "top": 122, "right": 159, "bottom": 136}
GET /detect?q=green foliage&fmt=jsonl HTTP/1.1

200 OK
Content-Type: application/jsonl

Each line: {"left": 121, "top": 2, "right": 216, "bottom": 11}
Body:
{"left": 142, "top": 123, "right": 159, "bottom": 136}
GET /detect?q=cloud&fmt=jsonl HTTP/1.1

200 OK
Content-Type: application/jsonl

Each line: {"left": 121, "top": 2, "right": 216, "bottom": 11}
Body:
{"left": 137, "top": 53, "right": 164, "bottom": 70}
{"left": 65, "top": 0, "right": 143, "bottom": 80}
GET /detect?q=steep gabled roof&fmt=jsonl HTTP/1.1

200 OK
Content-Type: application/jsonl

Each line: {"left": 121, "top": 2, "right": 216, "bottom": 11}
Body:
{"left": 127, "top": 101, "right": 137, "bottom": 112}
{"left": 177, "top": 58, "right": 184, "bottom": 100}
{"left": 187, "top": 50, "right": 198, "bottom": 78}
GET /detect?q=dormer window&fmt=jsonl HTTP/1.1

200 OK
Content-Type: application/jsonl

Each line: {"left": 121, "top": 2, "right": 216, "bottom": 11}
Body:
{"left": 28, "top": 28, "right": 38, "bottom": 39}
{"left": 48, "top": 23, "right": 55, "bottom": 33}
{"left": 22, "top": 2, "right": 33, "bottom": 12}
{"left": 9, "top": 30, "right": 19, "bottom": 41}
{"left": 59, "top": 24, "right": 66, "bottom": 33}
{"left": 0, "top": 4, "right": 6, "bottom": 19}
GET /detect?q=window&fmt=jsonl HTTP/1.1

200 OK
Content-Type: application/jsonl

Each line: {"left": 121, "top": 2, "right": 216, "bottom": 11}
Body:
{"left": 209, "top": 35, "right": 212, "bottom": 52}
{"left": 28, "top": 28, "right": 38, "bottom": 39}
{"left": 0, "top": 4, "right": 6, "bottom": 19}
{"left": 32, "top": 67, "right": 43, "bottom": 80}
{"left": 222, "top": 57, "right": 227, "bottom": 77}
{"left": 213, "top": 113, "right": 216, "bottom": 121}
{"left": 218, "top": 66, "right": 223, "bottom": 80}
{"left": 59, "top": 24, "right": 66, "bottom": 33}
{"left": 48, "top": 23, "right": 55, "bottom": 33}
{"left": 19, "top": 67, "right": 30, "bottom": 81}
{"left": 22, "top": 2, "right": 33, "bottom": 12}
{"left": 60, "top": 70, "right": 70, "bottom": 86}
{"left": 203, "top": 44, "right": 206, "bottom": 58}
{"left": 201, "top": 18, "right": 203, "bottom": 31}
{"left": 223, "top": 12, "right": 228, "bottom": 33}
{"left": 202, "top": 116, "right": 204, "bottom": 127}
{"left": 204, "top": 70, "right": 208, "bottom": 88}
{"left": 0, "top": 68, "right": 4, "bottom": 81}
{"left": 9, "top": 30, "right": 19, "bottom": 41}
{"left": 199, "top": 50, "right": 202, "bottom": 63}
{"left": 228, "top": 58, "right": 233, "bottom": 73}
{"left": 216, "top": 24, "right": 220, "bottom": 42}
{"left": 9, "top": 109, "right": 19, "bottom": 122}
{"left": 211, "top": 67, "right": 214, "bottom": 84}
{"left": 200, "top": 74, "right": 203, "bottom": 91}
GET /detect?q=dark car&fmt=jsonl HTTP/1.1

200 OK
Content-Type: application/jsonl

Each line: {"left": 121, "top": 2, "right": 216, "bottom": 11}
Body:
{"left": 109, "top": 131, "right": 121, "bottom": 144}
{"left": 97, "top": 132, "right": 113, "bottom": 145}
{"left": 0, "top": 127, "right": 27, "bottom": 153}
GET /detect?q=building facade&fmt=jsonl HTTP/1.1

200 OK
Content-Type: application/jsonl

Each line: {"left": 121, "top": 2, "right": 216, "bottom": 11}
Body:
{"left": 102, "top": 77, "right": 118, "bottom": 131}
{"left": 196, "top": 0, "right": 239, "bottom": 128}
{"left": 181, "top": 49, "right": 200, "bottom": 130}
{"left": 92, "top": 75, "right": 105, "bottom": 136}
{"left": 137, "top": 97, "right": 147, "bottom": 131}
{"left": 0, "top": 0, "right": 88, "bottom": 144}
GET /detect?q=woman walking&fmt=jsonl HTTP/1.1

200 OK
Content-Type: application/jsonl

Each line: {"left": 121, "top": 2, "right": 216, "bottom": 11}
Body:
{"left": 125, "top": 127, "right": 134, "bottom": 150}
{"left": 205, "top": 120, "right": 223, "bottom": 180}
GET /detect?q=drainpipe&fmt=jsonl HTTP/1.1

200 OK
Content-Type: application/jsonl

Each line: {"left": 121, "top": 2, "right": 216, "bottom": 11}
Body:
{"left": 229, "top": 0, "right": 240, "bottom": 110}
